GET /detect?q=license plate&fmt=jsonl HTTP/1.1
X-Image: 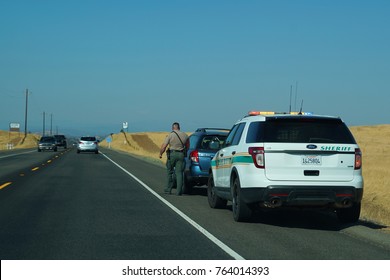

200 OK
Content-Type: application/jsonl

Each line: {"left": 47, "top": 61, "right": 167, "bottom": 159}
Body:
{"left": 302, "top": 155, "right": 322, "bottom": 165}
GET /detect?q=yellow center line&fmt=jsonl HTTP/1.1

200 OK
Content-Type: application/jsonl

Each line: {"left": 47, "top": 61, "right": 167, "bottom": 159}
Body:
{"left": 0, "top": 182, "right": 12, "bottom": 190}
{"left": 31, "top": 167, "right": 40, "bottom": 171}
{"left": 47, "top": 160, "right": 52, "bottom": 163}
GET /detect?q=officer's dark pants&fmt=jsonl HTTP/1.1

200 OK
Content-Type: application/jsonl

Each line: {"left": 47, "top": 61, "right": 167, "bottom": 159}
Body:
{"left": 164, "top": 151, "right": 185, "bottom": 195}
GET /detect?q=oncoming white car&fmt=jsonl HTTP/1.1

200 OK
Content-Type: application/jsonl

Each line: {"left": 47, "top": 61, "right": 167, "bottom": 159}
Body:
{"left": 208, "top": 111, "right": 363, "bottom": 223}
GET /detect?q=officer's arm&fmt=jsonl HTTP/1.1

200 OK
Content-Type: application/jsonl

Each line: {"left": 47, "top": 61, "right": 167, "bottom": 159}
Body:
{"left": 159, "top": 143, "right": 168, "bottom": 158}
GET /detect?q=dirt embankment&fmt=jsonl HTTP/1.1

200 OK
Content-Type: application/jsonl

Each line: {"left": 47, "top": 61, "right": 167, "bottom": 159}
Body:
{"left": 100, "top": 132, "right": 169, "bottom": 164}
{"left": 0, "top": 131, "right": 39, "bottom": 150}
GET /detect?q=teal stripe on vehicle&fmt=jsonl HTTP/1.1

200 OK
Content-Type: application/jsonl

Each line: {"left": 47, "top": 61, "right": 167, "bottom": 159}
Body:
{"left": 232, "top": 155, "right": 252, "bottom": 164}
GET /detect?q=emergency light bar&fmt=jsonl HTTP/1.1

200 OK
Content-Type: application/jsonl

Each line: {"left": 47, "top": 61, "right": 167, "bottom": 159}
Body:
{"left": 248, "top": 111, "right": 313, "bottom": 116}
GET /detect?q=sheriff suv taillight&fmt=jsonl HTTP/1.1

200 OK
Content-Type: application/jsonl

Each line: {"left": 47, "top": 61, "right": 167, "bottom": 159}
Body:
{"left": 248, "top": 147, "right": 265, "bottom": 168}
{"left": 355, "top": 148, "right": 362, "bottom": 170}
{"left": 190, "top": 150, "right": 199, "bottom": 163}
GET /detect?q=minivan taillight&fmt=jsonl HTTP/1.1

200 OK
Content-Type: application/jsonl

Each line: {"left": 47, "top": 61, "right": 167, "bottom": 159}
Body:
{"left": 355, "top": 148, "right": 362, "bottom": 170}
{"left": 248, "top": 147, "right": 265, "bottom": 168}
{"left": 190, "top": 150, "right": 199, "bottom": 163}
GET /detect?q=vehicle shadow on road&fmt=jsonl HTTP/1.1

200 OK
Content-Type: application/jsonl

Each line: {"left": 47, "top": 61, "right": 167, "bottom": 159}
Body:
{"left": 187, "top": 186, "right": 387, "bottom": 232}
{"left": 189, "top": 186, "right": 208, "bottom": 196}
{"left": 241, "top": 207, "right": 387, "bottom": 232}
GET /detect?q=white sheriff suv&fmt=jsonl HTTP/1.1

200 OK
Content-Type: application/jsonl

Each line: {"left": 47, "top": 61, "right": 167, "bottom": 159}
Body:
{"left": 208, "top": 111, "right": 363, "bottom": 223}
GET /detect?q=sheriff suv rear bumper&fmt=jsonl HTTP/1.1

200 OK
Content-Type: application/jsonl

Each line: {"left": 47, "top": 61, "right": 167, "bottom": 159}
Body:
{"left": 241, "top": 185, "right": 364, "bottom": 209}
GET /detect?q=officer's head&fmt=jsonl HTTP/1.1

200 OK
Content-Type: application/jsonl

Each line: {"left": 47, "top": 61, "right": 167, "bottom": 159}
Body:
{"left": 172, "top": 122, "right": 180, "bottom": 130}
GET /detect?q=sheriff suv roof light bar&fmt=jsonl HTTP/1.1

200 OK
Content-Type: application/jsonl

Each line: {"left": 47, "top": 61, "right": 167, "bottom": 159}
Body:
{"left": 247, "top": 111, "right": 313, "bottom": 116}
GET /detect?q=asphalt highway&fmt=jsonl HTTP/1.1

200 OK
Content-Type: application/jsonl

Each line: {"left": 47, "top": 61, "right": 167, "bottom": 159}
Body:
{"left": 0, "top": 147, "right": 389, "bottom": 260}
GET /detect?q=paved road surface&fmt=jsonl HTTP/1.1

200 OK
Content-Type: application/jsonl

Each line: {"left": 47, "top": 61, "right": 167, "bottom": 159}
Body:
{"left": 0, "top": 147, "right": 389, "bottom": 260}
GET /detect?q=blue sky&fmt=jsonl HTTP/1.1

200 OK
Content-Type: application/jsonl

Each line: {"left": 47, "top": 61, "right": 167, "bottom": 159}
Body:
{"left": 1, "top": 0, "right": 389, "bottom": 136}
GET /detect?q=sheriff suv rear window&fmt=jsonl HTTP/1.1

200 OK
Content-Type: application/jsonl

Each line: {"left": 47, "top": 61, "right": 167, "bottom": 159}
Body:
{"left": 246, "top": 118, "right": 357, "bottom": 144}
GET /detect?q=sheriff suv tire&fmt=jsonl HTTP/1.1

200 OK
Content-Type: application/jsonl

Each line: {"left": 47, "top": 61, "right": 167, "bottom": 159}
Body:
{"left": 207, "top": 173, "right": 227, "bottom": 209}
{"left": 232, "top": 176, "right": 252, "bottom": 222}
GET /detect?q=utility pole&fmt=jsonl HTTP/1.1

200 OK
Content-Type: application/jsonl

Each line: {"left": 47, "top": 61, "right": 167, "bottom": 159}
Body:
{"left": 289, "top": 85, "right": 292, "bottom": 113}
{"left": 24, "top": 89, "right": 28, "bottom": 138}
{"left": 42, "top": 111, "right": 46, "bottom": 136}
{"left": 50, "top": 113, "right": 53, "bottom": 135}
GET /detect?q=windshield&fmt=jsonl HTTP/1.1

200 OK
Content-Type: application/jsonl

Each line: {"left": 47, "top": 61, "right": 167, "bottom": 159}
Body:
{"left": 40, "top": 137, "right": 55, "bottom": 143}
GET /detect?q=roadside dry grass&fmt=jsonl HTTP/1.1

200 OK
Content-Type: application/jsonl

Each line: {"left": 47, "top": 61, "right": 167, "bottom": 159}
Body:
{"left": 350, "top": 125, "right": 390, "bottom": 228}
{"left": 1, "top": 125, "right": 389, "bottom": 228}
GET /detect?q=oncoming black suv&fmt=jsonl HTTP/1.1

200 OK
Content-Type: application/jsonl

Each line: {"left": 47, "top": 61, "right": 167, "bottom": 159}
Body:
{"left": 183, "top": 128, "right": 229, "bottom": 194}
{"left": 54, "top": 134, "right": 67, "bottom": 149}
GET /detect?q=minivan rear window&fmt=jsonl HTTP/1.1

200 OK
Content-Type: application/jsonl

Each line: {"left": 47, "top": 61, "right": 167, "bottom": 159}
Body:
{"left": 246, "top": 118, "right": 356, "bottom": 144}
{"left": 200, "top": 135, "right": 227, "bottom": 150}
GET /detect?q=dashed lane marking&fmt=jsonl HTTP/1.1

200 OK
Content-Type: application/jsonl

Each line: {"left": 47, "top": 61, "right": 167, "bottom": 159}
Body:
{"left": 0, "top": 182, "right": 12, "bottom": 190}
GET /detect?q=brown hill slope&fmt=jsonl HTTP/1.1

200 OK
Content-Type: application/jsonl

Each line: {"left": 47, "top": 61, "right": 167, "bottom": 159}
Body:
{"left": 0, "top": 131, "right": 39, "bottom": 150}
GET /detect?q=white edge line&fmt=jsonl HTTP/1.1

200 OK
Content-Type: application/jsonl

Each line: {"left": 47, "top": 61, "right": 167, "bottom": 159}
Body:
{"left": 0, "top": 150, "right": 36, "bottom": 159}
{"left": 101, "top": 152, "right": 245, "bottom": 260}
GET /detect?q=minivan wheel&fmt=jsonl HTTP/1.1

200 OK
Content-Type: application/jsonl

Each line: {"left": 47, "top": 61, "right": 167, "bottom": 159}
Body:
{"left": 207, "top": 173, "right": 227, "bottom": 209}
{"left": 336, "top": 202, "right": 361, "bottom": 223}
{"left": 232, "top": 177, "right": 252, "bottom": 222}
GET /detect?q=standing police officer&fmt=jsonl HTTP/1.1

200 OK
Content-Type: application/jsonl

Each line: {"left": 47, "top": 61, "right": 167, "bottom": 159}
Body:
{"left": 159, "top": 122, "right": 189, "bottom": 195}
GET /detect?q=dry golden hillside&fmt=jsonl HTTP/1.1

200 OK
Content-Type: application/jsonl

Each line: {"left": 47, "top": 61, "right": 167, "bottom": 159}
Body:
{"left": 0, "top": 131, "right": 40, "bottom": 150}
{"left": 100, "top": 131, "right": 168, "bottom": 165}
{"left": 102, "top": 126, "right": 390, "bottom": 228}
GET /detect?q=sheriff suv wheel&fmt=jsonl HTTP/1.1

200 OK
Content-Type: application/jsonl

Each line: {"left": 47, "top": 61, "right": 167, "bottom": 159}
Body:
{"left": 232, "top": 176, "right": 252, "bottom": 222}
{"left": 207, "top": 173, "right": 227, "bottom": 209}
{"left": 336, "top": 202, "right": 361, "bottom": 223}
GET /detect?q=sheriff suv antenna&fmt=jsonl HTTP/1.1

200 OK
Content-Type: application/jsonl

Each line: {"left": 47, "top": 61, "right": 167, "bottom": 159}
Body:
{"left": 298, "top": 99, "right": 304, "bottom": 115}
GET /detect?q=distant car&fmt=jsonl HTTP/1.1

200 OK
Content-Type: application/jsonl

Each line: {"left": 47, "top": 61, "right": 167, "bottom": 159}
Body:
{"left": 183, "top": 128, "right": 229, "bottom": 194}
{"left": 54, "top": 134, "right": 67, "bottom": 149}
{"left": 77, "top": 136, "right": 99, "bottom": 154}
{"left": 38, "top": 136, "right": 57, "bottom": 152}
